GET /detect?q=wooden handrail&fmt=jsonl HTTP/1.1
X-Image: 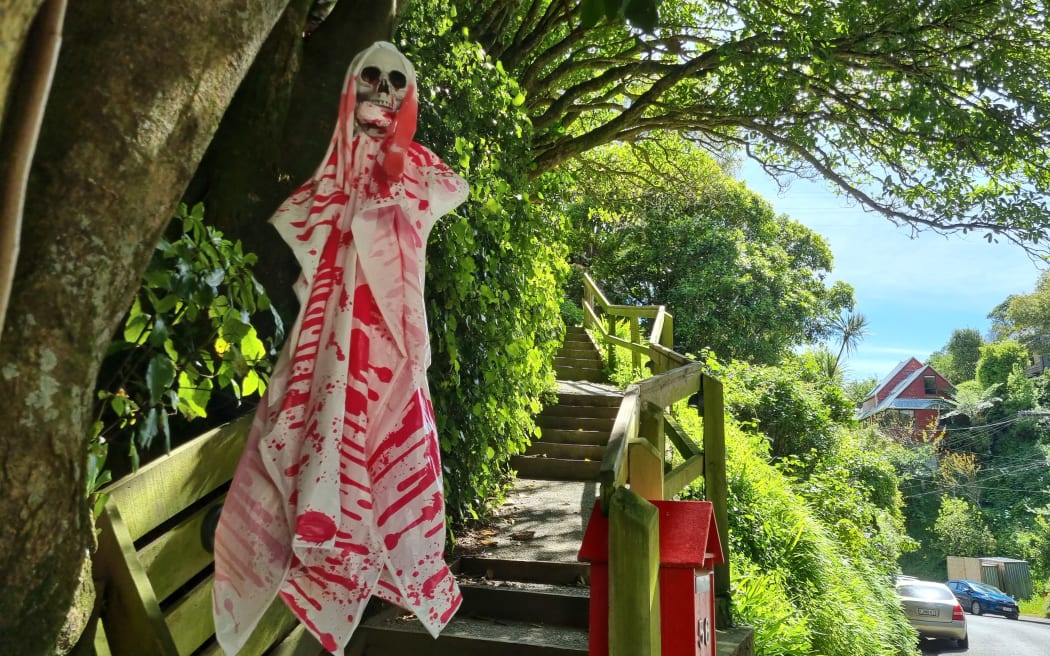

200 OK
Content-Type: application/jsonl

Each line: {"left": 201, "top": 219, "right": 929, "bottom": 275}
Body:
{"left": 582, "top": 271, "right": 673, "bottom": 372}
{"left": 579, "top": 271, "right": 733, "bottom": 645}
{"left": 599, "top": 386, "right": 639, "bottom": 512}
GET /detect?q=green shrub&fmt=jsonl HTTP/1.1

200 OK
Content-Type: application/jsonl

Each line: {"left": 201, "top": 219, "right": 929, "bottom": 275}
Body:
{"left": 400, "top": 9, "right": 568, "bottom": 523}
{"left": 560, "top": 297, "right": 584, "bottom": 327}
{"left": 720, "top": 359, "right": 854, "bottom": 466}
{"left": 682, "top": 420, "right": 918, "bottom": 656}
{"left": 91, "top": 202, "right": 280, "bottom": 485}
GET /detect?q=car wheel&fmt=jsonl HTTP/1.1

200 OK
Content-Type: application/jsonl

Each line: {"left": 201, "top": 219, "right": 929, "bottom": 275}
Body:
{"left": 958, "top": 635, "right": 969, "bottom": 649}
{"left": 971, "top": 600, "right": 983, "bottom": 615}
{"left": 1009, "top": 612, "right": 1019, "bottom": 620}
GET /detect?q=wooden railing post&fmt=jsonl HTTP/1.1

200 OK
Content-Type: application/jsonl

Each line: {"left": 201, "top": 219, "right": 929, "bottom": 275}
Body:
{"left": 606, "top": 314, "right": 617, "bottom": 371}
{"left": 583, "top": 284, "right": 595, "bottom": 332}
{"left": 701, "top": 373, "right": 731, "bottom": 627}
{"left": 609, "top": 487, "right": 661, "bottom": 656}
{"left": 630, "top": 316, "right": 641, "bottom": 371}
{"left": 629, "top": 401, "right": 666, "bottom": 500}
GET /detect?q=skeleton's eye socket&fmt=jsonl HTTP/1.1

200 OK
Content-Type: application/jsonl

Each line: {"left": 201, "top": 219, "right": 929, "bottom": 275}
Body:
{"left": 361, "top": 66, "right": 381, "bottom": 85}
{"left": 389, "top": 70, "right": 407, "bottom": 90}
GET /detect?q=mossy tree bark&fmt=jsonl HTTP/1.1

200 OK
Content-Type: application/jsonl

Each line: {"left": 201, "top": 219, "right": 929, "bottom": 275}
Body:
{"left": 193, "top": 0, "right": 398, "bottom": 322}
{"left": 0, "top": 1, "right": 291, "bottom": 651}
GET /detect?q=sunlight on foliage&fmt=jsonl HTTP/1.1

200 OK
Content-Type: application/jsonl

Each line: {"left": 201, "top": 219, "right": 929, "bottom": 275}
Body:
{"left": 90, "top": 203, "right": 280, "bottom": 485}
{"left": 399, "top": 6, "right": 568, "bottom": 524}
{"left": 697, "top": 420, "right": 916, "bottom": 655}
{"left": 676, "top": 379, "right": 917, "bottom": 655}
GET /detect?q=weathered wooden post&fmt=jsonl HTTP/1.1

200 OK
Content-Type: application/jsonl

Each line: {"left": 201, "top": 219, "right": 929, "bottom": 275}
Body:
{"left": 580, "top": 488, "right": 662, "bottom": 656}
{"left": 629, "top": 400, "right": 665, "bottom": 500}
{"left": 630, "top": 315, "right": 641, "bottom": 370}
{"left": 701, "top": 373, "right": 731, "bottom": 626}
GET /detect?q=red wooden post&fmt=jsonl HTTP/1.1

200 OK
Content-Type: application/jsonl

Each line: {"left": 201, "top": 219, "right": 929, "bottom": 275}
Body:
{"left": 579, "top": 498, "right": 724, "bottom": 656}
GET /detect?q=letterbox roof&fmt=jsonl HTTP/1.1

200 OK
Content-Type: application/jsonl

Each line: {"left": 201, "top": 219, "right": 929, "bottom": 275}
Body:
{"left": 578, "top": 498, "right": 724, "bottom": 570}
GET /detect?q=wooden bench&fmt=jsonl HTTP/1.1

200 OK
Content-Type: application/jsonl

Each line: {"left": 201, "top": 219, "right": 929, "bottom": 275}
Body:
{"left": 91, "top": 415, "right": 324, "bottom": 655}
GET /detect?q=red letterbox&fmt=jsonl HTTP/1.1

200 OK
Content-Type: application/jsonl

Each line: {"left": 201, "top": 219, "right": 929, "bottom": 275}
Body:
{"left": 578, "top": 499, "right": 724, "bottom": 656}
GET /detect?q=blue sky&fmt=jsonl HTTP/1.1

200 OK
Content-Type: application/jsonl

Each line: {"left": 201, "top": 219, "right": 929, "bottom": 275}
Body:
{"left": 738, "top": 160, "right": 1046, "bottom": 382}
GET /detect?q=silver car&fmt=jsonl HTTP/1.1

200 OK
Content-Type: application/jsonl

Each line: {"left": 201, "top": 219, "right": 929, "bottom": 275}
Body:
{"left": 895, "top": 579, "right": 969, "bottom": 649}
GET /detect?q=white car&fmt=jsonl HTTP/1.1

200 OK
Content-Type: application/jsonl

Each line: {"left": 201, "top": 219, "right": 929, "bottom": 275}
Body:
{"left": 895, "top": 579, "right": 968, "bottom": 649}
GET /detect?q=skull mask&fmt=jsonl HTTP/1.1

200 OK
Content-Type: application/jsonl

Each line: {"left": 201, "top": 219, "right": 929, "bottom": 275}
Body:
{"left": 354, "top": 46, "right": 412, "bottom": 137}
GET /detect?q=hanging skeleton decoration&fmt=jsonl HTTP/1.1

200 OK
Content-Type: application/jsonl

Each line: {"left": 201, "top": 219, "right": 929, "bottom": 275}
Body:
{"left": 354, "top": 48, "right": 409, "bottom": 136}
{"left": 212, "top": 41, "right": 468, "bottom": 655}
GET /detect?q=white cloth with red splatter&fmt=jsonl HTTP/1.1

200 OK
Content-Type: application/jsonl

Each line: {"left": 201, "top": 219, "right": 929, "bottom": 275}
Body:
{"left": 212, "top": 42, "right": 467, "bottom": 655}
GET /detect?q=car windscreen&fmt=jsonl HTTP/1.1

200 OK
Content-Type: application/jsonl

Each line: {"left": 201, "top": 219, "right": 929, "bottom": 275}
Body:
{"left": 897, "top": 584, "right": 955, "bottom": 601}
{"left": 969, "top": 581, "right": 1006, "bottom": 595}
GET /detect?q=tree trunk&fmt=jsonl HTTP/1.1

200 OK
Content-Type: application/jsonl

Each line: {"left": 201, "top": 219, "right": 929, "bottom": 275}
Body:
{"left": 0, "top": 1, "right": 291, "bottom": 652}
{"left": 0, "top": 0, "right": 56, "bottom": 340}
{"left": 196, "top": 0, "right": 398, "bottom": 322}
{"left": 0, "top": 1, "right": 46, "bottom": 135}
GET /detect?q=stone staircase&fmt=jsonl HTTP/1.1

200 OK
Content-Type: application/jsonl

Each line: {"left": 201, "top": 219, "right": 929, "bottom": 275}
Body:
{"left": 356, "top": 558, "right": 591, "bottom": 655}
{"left": 510, "top": 388, "right": 620, "bottom": 482}
{"left": 352, "top": 327, "right": 611, "bottom": 655}
{"left": 553, "top": 325, "right": 605, "bottom": 382}
{"left": 352, "top": 325, "right": 754, "bottom": 655}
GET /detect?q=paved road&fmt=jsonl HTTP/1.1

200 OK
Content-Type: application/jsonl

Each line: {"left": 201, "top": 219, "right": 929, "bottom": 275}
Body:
{"left": 918, "top": 614, "right": 1050, "bottom": 655}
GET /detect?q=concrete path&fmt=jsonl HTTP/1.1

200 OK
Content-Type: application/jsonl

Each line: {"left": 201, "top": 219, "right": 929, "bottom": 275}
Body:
{"left": 469, "top": 478, "right": 600, "bottom": 563}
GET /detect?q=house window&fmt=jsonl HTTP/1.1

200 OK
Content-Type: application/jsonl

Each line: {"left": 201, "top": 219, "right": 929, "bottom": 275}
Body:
{"left": 924, "top": 375, "right": 936, "bottom": 395}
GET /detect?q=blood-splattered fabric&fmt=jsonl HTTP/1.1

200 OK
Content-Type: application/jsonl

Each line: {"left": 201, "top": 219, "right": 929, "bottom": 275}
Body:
{"left": 212, "top": 42, "right": 467, "bottom": 655}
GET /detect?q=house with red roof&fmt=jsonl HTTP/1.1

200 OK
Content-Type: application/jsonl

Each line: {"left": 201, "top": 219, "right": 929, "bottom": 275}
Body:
{"left": 856, "top": 357, "right": 955, "bottom": 439}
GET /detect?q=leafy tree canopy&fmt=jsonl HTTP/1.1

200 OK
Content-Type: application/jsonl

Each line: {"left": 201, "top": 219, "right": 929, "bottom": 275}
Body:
{"left": 458, "top": 0, "right": 1050, "bottom": 253}
{"left": 948, "top": 328, "right": 985, "bottom": 383}
{"left": 990, "top": 270, "right": 1050, "bottom": 352}
{"left": 398, "top": 6, "right": 568, "bottom": 523}
{"left": 929, "top": 328, "right": 985, "bottom": 383}
{"left": 976, "top": 339, "right": 1030, "bottom": 392}
{"left": 718, "top": 357, "right": 855, "bottom": 464}
{"left": 934, "top": 495, "right": 997, "bottom": 557}
{"left": 944, "top": 378, "right": 1002, "bottom": 425}
{"left": 565, "top": 136, "right": 854, "bottom": 363}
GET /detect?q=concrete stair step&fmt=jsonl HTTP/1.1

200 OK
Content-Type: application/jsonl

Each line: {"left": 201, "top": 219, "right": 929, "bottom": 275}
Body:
{"left": 537, "top": 415, "right": 615, "bottom": 432}
{"left": 553, "top": 368, "right": 606, "bottom": 383}
{"left": 355, "top": 558, "right": 590, "bottom": 655}
{"left": 510, "top": 456, "right": 601, "bottom": 481}
{"left": 357, "top": 613, "right": 588, "bottom": 655}
{"left": 538, "top": 428, "right": 609, "bottom": 446}
{"left": 554, "top": 358, "right": 603, "bottom": 371}
{"left": 558, "top": 343, "right": 599, "bottom": 354}
{"left": 455, "top": 557, "right": 590, "bottom": 587}
{"left": 525, "top": 442, "right": 605, "bottom": 460}
{"left": 540, "top": 404, "right": 619, "bottom": 419}
{"left": 556, "top": 352, "right": 600, "bottom": 365}
{"left": 458, "top": 583, "right": 589, "bottom": 628}
{"left": 554, "top": 361, "right": 604, "bottom": 375}
{"left": 556, "top": 391, "right": 622, "bottom": 407}
{"left": 559, "top": 341, "right": 596, "bottom": 353}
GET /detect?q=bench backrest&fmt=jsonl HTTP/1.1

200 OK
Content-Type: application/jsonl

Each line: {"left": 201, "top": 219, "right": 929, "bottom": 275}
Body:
{"left": 92, "top": 415, "right": 315, "bottom": 655}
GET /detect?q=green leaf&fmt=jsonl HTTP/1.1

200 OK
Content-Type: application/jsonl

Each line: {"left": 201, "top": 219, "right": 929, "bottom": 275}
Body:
{"left": 220, "top": 313, "right": 251, "bottom": 343}
{"left": 242, "top": 369, "right": 260, "bottom": 397}
{"left": 177, "top": 371, "right": 211, "bottom": 419}
{"left": 162, "top": 338, "right": 179, "bottom": 361}
{"left": 158, "top": 409, "right": 171, "bottom": 453}
{"left": 138, "top": 407, "right": 159, "bottom": 450}
{"left": 146, "top": 355, "right": 176, "bottom": 406}
{"left": 123, "top": 297, "right": 151, "bottom": 345}
{"left": 239, "top": 328, "right": 267, "bottom": 361}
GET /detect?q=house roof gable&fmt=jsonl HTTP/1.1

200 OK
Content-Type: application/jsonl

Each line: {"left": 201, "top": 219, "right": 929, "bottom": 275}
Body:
{"left": 856, "top": 358, "right": 954, "bottom": 420}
